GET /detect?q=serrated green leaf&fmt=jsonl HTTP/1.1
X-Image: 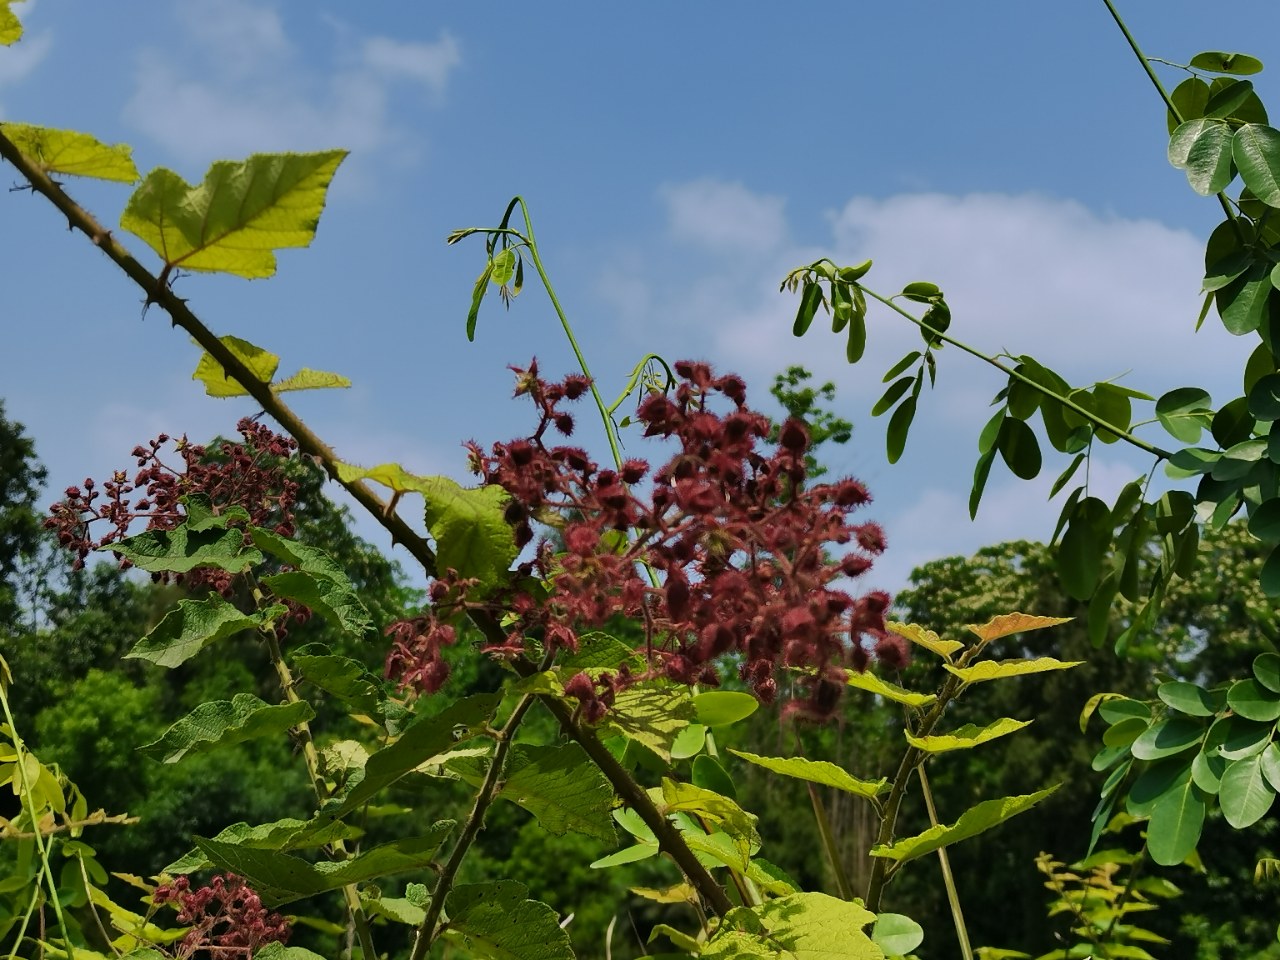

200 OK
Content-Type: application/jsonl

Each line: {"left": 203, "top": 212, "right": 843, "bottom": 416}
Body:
{"left": 191, "top": 335, "right": 280, "bottom": 396}
{"left": 254, "top": 945, "right": 330, "bottom": 960}
{"left": 498, "top": 743, "right": 616, "bottom": 842}
{"left": 727, "top": 750, "right": 886, "bottom": 800}
{"left": 703, "top": 893, "right": 880, "bottom": 959}
{"left": 197, "top": 827, "right": 452, "bottom": 907}
{"left": 251, "top": 528, "right": 373, "bottom": 637}
{"left": 121, "top": 151, "right": 345, "bottom": 278}
{"left": 1190, "top": 51, "right": 1264, "bottom": 75}
{"left": 885, "top": 620, "right": 965, "bottom": 660}
{"left": 907, "top": 717, "right": 1032, "bottom": 754}
{"left": 601, "top": 684, "right": 695, "bottom": 761}
{"left": 1235, "top": 124, "right": 1280, "bottom": 207}
{"left": 0, "top": 122, "right": 138, "bottom": 182}
{"left": 944, "top": 657, "right": 1083, "bottom": 684}
{"left": 291, "top": 647, "right": 385, "bottom": 718}
{"left": 165, "top": 817, "right": 363, "bottom": 873}
{"left": 140, "top": 694, "right": 315, "bottom": 764}
{"left": 692, "top": 691, "right": 758, "bottom": 727}
{"left": 419, "top": 477, "right": 517, "bottom": 587}
{"left": 445, "top": 881, "right": 574, "bottom": 960}
{"left": 654, "top": 779, "right": 760, "bottom": 859}
{"left": 322, "top": 693, "right": 499, "bottom": 817}
{"left": 1221, "top": 753, "right": 1276, "bottom": 828}
{"left": 845, "top": 667, "right": 936, "bottom": 707}
{"left": 107, "top": 524, "right": 262, "bottom": 575}
{"left": 871, "top": 786, "right": 1059, "bottom": 863}
{"left": 271, "top": 368, "right": 351, "bottom": 393}
{"left": 1169, "top": 119, "right": 1235, "bottom": 195}
{"left": 125, "top": 595, "right": 272, "bottom": 668}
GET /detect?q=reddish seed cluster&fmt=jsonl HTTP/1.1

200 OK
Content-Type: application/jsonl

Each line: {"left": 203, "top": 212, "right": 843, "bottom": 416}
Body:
{"left": 152, "top": 874, "right": 290, "bottom": 958}
{"left": 385, "top": 359, "right": 905, "bottom": 722}
{"left": 45, "top": 417, "right": 300, "bottom": 596}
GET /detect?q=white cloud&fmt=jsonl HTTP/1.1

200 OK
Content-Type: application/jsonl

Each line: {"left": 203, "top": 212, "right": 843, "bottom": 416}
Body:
{"left": 122, "top": 4, "right": 461, "bottom": 172}
{"left": 658, "top": 179, "right": 788, "bottom": 255}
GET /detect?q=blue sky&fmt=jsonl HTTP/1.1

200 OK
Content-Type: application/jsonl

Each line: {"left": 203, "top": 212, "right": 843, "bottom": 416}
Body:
{"left": 2, "top": 1, "right": 1278, "bottom": 594}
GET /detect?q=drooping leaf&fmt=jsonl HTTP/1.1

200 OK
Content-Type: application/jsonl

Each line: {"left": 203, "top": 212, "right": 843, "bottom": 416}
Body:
{"left": 444, "top": 881, "right": 575, "bottom": 960}
{"left": 196, "top": 827, "right": 453, "bottom": 907}
{"left": 191, "top": 335, "right": 280, "bottom": 396}
{"left": 1058, "top": 518, "right": 1103, "bottom": 600}
{"left": 497, "top": 744, "right": 616, "bottom": 842}
{"left": 251, "top": 528, "right": 373, "bottom": 637}
{"left": 886, "top": 396, "right": 916, "bottom": 464}
{"left": 107, "top": 525, "right": 262, "bottom": 575}
{"left": 870, "top": 786, "right": 1059, "bottom": 863}
{"left": 322, "top": 693, "right": 500, "bottom": 817}
{"left": 792, "top": 281, "right": 823, "bottom": 337}
{"left": 601, "top": 685, "right": 696, "bottom": 761}
{"left": 653, "top": 779, "right": 760, "bottom": 860}
{"left": 1220, "top": 753, "right": 1276, "bottom": 828}
{"left": 886, "top": 620, "right": 964, "bottom": 660}
{"left": 466, "top": 261, "right": 493, "bottom": 340}
{"left": 1190, "top": 51, "right": 1265, "bottom": 76}
{"left": 1168, "top": 119, "right": 1235, "bottom": 195}
{"left": 0, "top": 122, "right": 138, "bottom": 182}
{"left": 845, "top": 668, "right": 936, "bottom": 708}
{"left": 970, "top": 448, "right": 996, "bottom": 519}
{"left": 872, "top": 377, "right": 914, "bottom": 417}
{"left": 944, "top": 657, "right": 1083, "bottom": 684}
{"left": 121, "top": 150, "right": 347, "bottom": 278}
{"left": 996, "top": 416, "right": 1042, "bottom": 479}
{"left": 1146, "top": 772, "right": 1206, "bottom": 866}
{"left": 125, "top": 595, "right": 276, "bottom": 668}
{"left": 165, "top": 817, "right": 363, "bottom": 873}
{"left": 702, "top": 894, "right": 880, "bottom": 959}
{"left": 490, "top": 248, "right": 517, "bottom": 286}
{"left": 291, "top": 647, "right": 385, "bottom": 719}
{"left": 1217, "top": 263, "right": 1274, "bottom": 336}
{"left": 692, "top": 691, "right": 758, "bottom": 727}
{"left": 1234, "top": 124, "right": 1280, "bottom": 207}
{"left": 727, "top": 750, "right": 887, "bottom": 800}
{"left": 905, "top": 717, "right": 1032, "bottom": 754}
{"left": 140, "top": 694, "right": 315, "bottom": 764}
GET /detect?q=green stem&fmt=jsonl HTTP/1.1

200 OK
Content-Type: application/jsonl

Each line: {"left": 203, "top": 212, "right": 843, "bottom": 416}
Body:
{"left": 862, "top": 287, "right": 1173, "bottom": 460}
{"left": 1100, "top": 0, "right": 1241, "bottom": 230}
{"left": 806, "top": 782, "right": 853, "bottom": 900}
{"left": 409, "top": 687, "right": 542, "bottom": 960}
{"left": 916, "top": 766, "right": 973, "bottom": 960}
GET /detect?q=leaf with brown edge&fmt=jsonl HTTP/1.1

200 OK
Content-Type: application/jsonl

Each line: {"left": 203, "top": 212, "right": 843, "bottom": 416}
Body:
{"left": 967, "top": 612, "right": 1072, "bottom": 644}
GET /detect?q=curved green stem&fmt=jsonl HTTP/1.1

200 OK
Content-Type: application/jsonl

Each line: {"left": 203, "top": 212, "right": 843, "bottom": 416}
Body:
{"left": 862, "top": 287, "right": 1173, "bottom": 460}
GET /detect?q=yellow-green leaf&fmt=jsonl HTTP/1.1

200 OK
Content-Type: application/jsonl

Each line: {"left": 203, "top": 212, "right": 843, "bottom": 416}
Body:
{"left": 871, "top": 786, "right": 1060, "bottom": 863}
{"left": 121, "top": 150, "right": 346, "bottom": 278}
{"left": 0, "top": 2, "right": 23, "bottom": 46}
{"left": 967, "top": 612, "right": 1072, "bottom": 644}
{"left": 905, "top": 717, "right": 1032, "bottom": 754}
{"left": 271, "top": 368, "right": 351, "bottom": 393}
{"left": 602, "top": 685, "right": 695, "bottom": 761}
{"left": 845, "top": 668, "right": 936, "bottom": 708}
{"left": 886, "top": 620, "right": 964, "bottom": 660}
{"left": 0, "top": 122, "right": 138, "bottom": 182}
{"left": 727, "top": 750, "right": 887, "bottom": 799}
{"left": 945, "top": 657, "right": 1084, "bottom": 684}
{"left": 192, "top": 335, "right": 279, "bottom": 397}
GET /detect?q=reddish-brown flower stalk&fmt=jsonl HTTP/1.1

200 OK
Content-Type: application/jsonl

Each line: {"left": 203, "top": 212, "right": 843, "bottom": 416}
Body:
{"left": 387, "top": 359, "right": 900, "bottom": 722}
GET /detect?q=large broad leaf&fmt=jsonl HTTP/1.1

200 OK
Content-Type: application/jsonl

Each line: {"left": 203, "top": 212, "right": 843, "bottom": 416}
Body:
{"left": 251, "top": 528, "right": 373, "bottom": 638}
{"left": 845, "top": 668, "right": 935, "bottom": 708}
{"left": 906, "top": 717, "right": 1032, "bottom": 754}
{"left": 601, "top": 684, "right": 696, "bottom": 761}
{"left": 165, "top": 817, "right": 363, "bottom": 873}
{"left": 496, "top": 743, "right": 616, "bottom": 842}
{"left": 870, "top": 786, "right": 1059, "bottom": 863}
{"left": 444, "top": 881, "right": 574, "bottom": 960}
{"left": 125, "top": 595, "right": 280, "bottom": 668}
{"left": 0, "top": 122, "right": 138, "bottom": 182}
{"left": 196, "top": 827, "right": 452, "bottom": 907}
{"left": 1234, "top": 124, "right": 1280, "bottom": 207}
{"left": 966, "top": 613, "right": 1072, "bottom": 645}
{"left": 140, "top": 694, "right": 314, "bottom": 764}
{"left": 701, "top": 893, "right": 880, "bottom": 959}
{"left": 1220, "top": 753, "right": 1276, "bottom": 828}
{"left": 652, "top": 779, "right": 760, "bottom": 861}
{"left": 727, "top": 750, "right": 887, "bottom": 800}
{"left": 1169, "top": 119, "right": 1236, "bottom": 195}
{"left": 121, "top": 150, "right": 347, "bottom": 278}
{"left": 944, "top": 657, "right": 1083, "bottom": 684}
{"left": 321, "top": 693, "right": 499, "bottom": 817}
{"left": 107, "top": 525, "right": 262, "bottom": 575}
{"left": 291, "top": 646, "right": 386, "bottom": 719}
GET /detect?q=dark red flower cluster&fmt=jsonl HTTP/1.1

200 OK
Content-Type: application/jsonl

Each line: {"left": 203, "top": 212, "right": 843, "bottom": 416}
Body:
{"left": 45, "top": 417, "right": 300, "bottom": 595}
{"left": 152, "top": 874, "right": 290, "bottom": 958}
{"left": 386, "top": 359, "right": 900, "bottom": 722}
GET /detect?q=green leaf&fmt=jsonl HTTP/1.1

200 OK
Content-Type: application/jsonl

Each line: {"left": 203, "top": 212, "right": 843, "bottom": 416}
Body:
{"left": 944, "top": 657, "right": 1083, "bottom": 685}
{"left": 906, "top": 717, "right": 1032, "bottom": 754}
{"left": 256, "top": 944, "right": 330, "bottom": 960}
{"left": 793, "top": 280, "right": 823, "bottom": 337}
{"left": 590, "top": 843, "right": 657, "bottom": 869}
{"left": 420, "top": 477, "right": 517, "bottom": 587}
{"left": 845, "top": 668, "right": 936, "bottom": 707}
{"left": 1264, "top": 544, "right": 1280, "bottom": 597}
{"left": 1255, "top": 652, "right": 1280, "bottom": 693}
{"left": 692, "top": 755, "right": 737, "bottom": 800}
{"left": 107, "top": 525, "right": 262, "bottom": 575}
{"left": 490, "top": 248, "right": 517, "bottom": 285}
{"left": 1157, "top": 681, "right": 1218, "bottom": 717}
{"left": 1130, "top": 716, "right": 1207, "bottom": 761}
{"left": 271, "top": 369, "right": 351, "bottom": 393}
{"left": 886, "top": 396, "right": 916, "bottom": 464}
{"left": 197, "top": 827, "right": 452, "bottom": 907}
{"left": 498, "top": 743, "right": 616, "bottom": 842}
{"left": 886, "top": 620, "right": 965, "bottom": 660}
{"left": 1190, "top": 51, "right": 1265, "bottom": 75}
{"left": 165, "top": 817, "right": 363, "bottom": 873}
{"left": 1218, "top": 263, "right": 1274, "bottom": 336}
{"left": 703, "top": 893, "right": 880, "bottom": 959}
{"left": 251, "top": 528, "right": 373, "bottom": 637}
{"left": 1146, "top": 768, "right": 1206, "bottom": 866}
{"left": 872, "top": 377, "right": 914, "bottom": 417}
{"left": 1049, "top": 453, "right": 1086, "bottom": 500}
{"left": 125, "top": 595, "right": 271, "bottom": 668}
{"left": 1234, "top": 124, "right": 1280, "bottom": 207}
{"left": 870, "top": 786, "right": 1059, "bottom": 863}
{"left": 1262, "top": 743, "right": 1280, "bottom": 792}
{"left": 291, "top": 647, "right": 385, "bottom": 718}
{"left": 0, "top": 122, "right": 138, "bottom": 182}
{"left": 1227, "top": 678, "right": 1280, "bottom": 721}
{"left": 466, "top": 261, "right": 493, "bottom": 340}
{"left": 692, "top": 691, "right": 758, "bottom": 727}
{"left": 191, "top": 336, "right": 280, "bottom": 397}
{"left": 996, "top": 417, "right": 1041, "bottom": 480}
{"left": 970, "top": 448, "right": 996, "bottom": 519}
{"left": 140, "top": 694, "right": 315, "bottom": 764}
{"left": 727, "top": 750, "right": 887, "bottom": 800}
{"left": 1193, "top": 748, "right": 1228, "bottom": 794}
{"left": 1155, "top": 387, "right": 1213, "bottom": 443}
{"left": 1219, "top": 716, "right": 1275, "bottom": 759}
{"left": 1250, "top": 499, "right": 1280, "bottom": 543}
{"left": 322, "top": 693, "right": 499, "bottom": 817}
{"left": 654, "top": 779, "right": 760, "bottom": 862}
{"left": 601, "top": 684, "right": 695, "bottom": 761}
{"left": 1169, "top": 119, "right": 1236, "bottom": 195}
{"left": 668, "top": 722, "right": 705, "bottom": 760}
{"left": 845, "top": 305, "right": 867, "bottom": 364}
{"left": 1220, "top": 753, "right": 1276, "bottom": 828}
{"left": 902, "top": 281, "right": 940, "bottom": 302}
{"left": 121, "top": 151, "right": 346, "bottom": 278}
{"left": 871, "top": 913, "right": 924, "bottom": 956}
{"left": 444, "top": 881, "right": 574, "bottom": 960}
{"left": 1251, "top": 373, "right": 1280, "bottom": 420}
{"left": 882, "top": 351, "right": 921, "bottom": 382}
{"left": 1205, "top": 79, "right": 1257, "bottom": 120}
{"left": 1103, "top": 716, "right": 1149, "bottom": 748}
{"left": 1169, "top": 77, "right": 1211, "bottom": 133}
{"left": 1058, "top": 519, "right": 1103, "bottom": 601}
{"left": 0, "top": 1, "right": 22, "bottom": 45}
